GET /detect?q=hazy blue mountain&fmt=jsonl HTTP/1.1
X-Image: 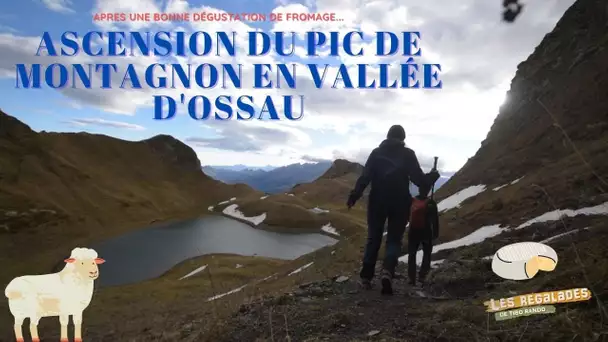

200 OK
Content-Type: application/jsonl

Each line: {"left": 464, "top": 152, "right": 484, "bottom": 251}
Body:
{"left": 203, "top": 161, "right": 333, "bottom": 193}
{"left": 410, "top": 172, "right": 456, "bottom": 196}
{"left": 203, "top": 161, "right": 455, "bottom": 196}
{"left": 206, "top": 164, "right": 276, "bottom": 172}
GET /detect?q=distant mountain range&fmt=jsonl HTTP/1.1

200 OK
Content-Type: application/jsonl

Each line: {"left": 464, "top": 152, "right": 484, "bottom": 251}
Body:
{"left": 202, "top": 161, "right": 333, "bottom": 193}
{"left": 204, "top": 160, "right": 455, "bottom": 195}
{"left": 206, "top": 164, "right": 277, "bottom": 172}
{"left": 410, "top": 173, "right": 455, "bottom": 196}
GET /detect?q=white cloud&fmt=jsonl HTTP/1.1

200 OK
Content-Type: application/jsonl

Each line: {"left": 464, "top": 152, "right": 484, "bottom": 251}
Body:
{"left": 194, "top": 147, "right": 299, "bottom": 166}
{"left": 0, "top": 33, "right": 162, "bottom": 115}
{"left": 1, "top": 0, "right": 577, "bottom": 169}
{"left": 92, "top": 0, "right": 163, "bottom": 29}
{"left": 0, "top": 24, "right": 18, "bottom": 33}
{"left": 65, "top": 118, "right": 146, "bottom": 130}
{"left": 41, "top": 0, "right": 74, "bottom": 13}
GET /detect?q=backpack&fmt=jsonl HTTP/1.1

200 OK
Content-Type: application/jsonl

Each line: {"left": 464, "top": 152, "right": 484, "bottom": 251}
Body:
{"left": 410, "top": 197, "right": 440, "bottom": 239}
{"left": 409, "top": 197, "right": 429, "bottom": 230}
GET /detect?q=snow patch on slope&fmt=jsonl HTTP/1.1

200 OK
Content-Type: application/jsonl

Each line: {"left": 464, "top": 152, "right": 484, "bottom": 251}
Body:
{"left": 179, "top": 265, "right": 208, "bottom": 280}
{"left": 222, "top": 204, "right": 267, "bottom": 226}
{"left": 399, "top": 224, "right": 504, "bottom": 265}
{"left": 207, "top": 284, "right": 247, "bottom": 302}
{"left": 309, "top": 207, "right": 330, "bottom": 214}
{"left": 541, "top": 227, "right": 590, "bottom": 244}
{"left": 493, "top": 177, "right": 524, "bottom": 191}
{"left": 259, "top": 273, "right": 278, "bottom": 282}
{"left": 218, "top": 197, "right": 237, "bottom": 205}
{"left": 515, "top": 202, "right": 608, "bottom": 230}
{"left": 321, "top": 222, "right": 340, "bottom": 236}
{"left": 437, "top": 185, "right": 486, "bottom": 212}
{"left": 434, "top": 224, "right": 504, "bottom": 253}
{"left": 431, "top": 259, "right": 445, "bottom": 268}
{"left": 288, "top": 262, "right": 314, "bottom": 276}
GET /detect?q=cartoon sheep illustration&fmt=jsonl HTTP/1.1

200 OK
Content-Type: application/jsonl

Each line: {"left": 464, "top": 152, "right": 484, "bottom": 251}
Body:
{"left": 4, "top": 247, "right": 105, "bottom": 342}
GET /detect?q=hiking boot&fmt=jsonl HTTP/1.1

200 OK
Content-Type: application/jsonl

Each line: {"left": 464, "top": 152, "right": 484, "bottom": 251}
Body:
{"left": 359, "top": 278, "right": 372, "bottom": 290}
{"left": 381, "top": 270, "right": 393, "bottom": 295}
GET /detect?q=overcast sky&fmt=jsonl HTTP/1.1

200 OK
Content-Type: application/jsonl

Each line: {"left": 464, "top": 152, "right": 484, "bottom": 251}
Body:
{"left": 0, "top": 0, "right": 575, "bottom": 171}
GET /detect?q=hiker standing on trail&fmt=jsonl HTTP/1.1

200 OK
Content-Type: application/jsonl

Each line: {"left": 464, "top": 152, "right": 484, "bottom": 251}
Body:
{"left": 346, "top": 125, "right": 440, "bottom": 295}
{"left": 407, "top": 183, "right": 440, "bottom": 287}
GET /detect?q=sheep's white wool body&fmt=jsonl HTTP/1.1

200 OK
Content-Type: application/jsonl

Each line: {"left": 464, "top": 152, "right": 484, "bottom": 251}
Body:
{"left": 4, "top": 247, "right": 102, "bottom": 341}
{"left": 6, "top": 271, "right": 95, "bottom": 318}
{"left": 491, "top": 242, "right": 558, "bottom": 280}
{"left": 5, "top": 247, "right": 99, "bottom": 317}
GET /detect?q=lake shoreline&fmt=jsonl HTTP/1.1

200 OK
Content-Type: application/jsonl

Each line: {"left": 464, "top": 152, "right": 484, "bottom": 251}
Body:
{"left": 92, "top": 215, "right": 338, "bottom": 287}
{"left": 215, "top": 211, "right": 327, "bottom": 235}
{"left": 0, "top": 207, "right": 217, "bottom": 284}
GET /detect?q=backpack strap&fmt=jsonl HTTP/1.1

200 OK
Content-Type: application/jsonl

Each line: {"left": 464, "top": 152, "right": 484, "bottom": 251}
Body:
{"left": 376, "top": 155, "right": 401, "bottom": 178}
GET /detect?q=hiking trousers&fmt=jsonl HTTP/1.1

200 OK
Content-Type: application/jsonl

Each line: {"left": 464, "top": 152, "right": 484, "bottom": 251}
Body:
{"left": 407, "top": 230, "right": 433, "bottom": 283}
{"left": 360, "top": 198, "right": 409, "bottom": 280}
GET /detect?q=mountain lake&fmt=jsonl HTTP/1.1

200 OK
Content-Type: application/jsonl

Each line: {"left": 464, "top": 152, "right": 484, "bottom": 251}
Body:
{"left": 90, "top": 215, "right": 338, "bottom": 287}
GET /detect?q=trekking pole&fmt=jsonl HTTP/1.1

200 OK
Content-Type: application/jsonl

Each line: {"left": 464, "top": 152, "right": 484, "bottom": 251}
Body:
{"left": 430, "top": 157, "right": 438, "bottom": 200}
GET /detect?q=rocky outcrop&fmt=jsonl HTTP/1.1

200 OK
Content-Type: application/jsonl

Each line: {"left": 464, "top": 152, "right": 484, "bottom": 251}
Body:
{"left": 435, "top": 0, "right": 608, "bottom": 240}
{"left": 319, "top": 159, "right": 364, "bottom": 180}
{"left": 144, "top": 134, "right": 203, "bottom": 173}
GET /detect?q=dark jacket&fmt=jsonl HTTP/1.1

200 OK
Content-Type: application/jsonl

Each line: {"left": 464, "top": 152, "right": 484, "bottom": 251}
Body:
{"left": 349, "top": 138, "right": 437, "bottom": 205}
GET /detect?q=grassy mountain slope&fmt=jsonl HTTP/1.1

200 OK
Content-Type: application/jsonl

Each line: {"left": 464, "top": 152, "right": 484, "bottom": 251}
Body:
{"left": 0, "top": 109, "right": 255, "bottom": 279}
{"left": 433, "top": 0, "right": 608, "bottom": 242}
{"left": 293, "top": 159, "right": 366, "bottom": 207}
{"left": 206, "top": 159, "right": 370, "bottom": 236}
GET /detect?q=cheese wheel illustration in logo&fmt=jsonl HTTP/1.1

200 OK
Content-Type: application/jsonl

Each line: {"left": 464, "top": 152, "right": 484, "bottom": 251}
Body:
{"left": 491, "top": 242, "right": 558, "bottom": 280}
